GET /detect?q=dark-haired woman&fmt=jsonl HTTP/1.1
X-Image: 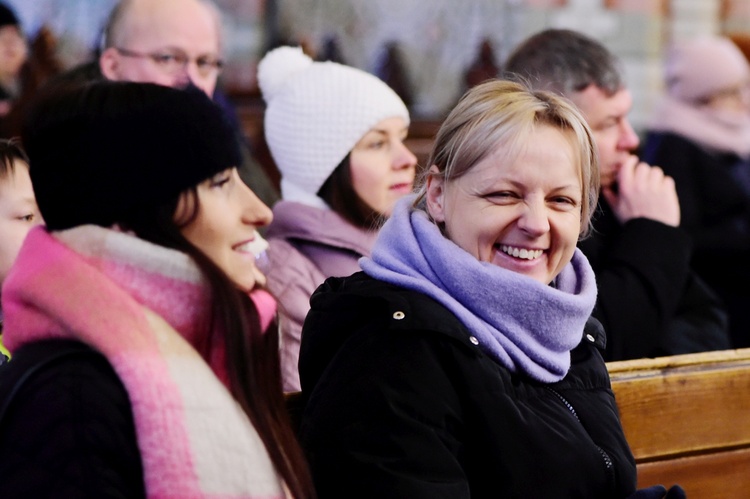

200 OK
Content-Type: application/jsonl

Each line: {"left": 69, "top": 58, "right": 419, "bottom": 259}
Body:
{"left": 0, "top": 81, "right": 313, "bottom": 498}
{"left": 257, "top": 46, "right": 417, "bottom": 392}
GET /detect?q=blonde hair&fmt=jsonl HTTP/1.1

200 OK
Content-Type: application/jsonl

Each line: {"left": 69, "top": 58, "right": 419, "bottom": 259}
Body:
{"left": 414, "top": 79, "right": 599, "bottom": 237}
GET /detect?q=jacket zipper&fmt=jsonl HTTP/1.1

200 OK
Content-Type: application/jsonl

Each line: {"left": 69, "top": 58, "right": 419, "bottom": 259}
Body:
{"left": 545, "top": 387, "right": 616, "bottom": 491}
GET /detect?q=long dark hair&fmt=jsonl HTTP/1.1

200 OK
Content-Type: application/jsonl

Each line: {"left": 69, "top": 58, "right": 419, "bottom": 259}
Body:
{"left": 317, "top": 154, "right": 385, "bottom": 230}
{"left": 120, "top": 191, "right": 314, "bottom": 499}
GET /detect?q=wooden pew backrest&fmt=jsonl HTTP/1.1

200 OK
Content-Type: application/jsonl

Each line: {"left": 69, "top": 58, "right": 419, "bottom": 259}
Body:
{"left": 608, "top": 348, "right": 750, "bottom": 498}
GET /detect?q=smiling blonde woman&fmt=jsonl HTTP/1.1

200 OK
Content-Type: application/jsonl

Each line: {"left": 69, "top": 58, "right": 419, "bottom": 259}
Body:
{"left": 295, "top": 80, "right": 649, "bottom": 498}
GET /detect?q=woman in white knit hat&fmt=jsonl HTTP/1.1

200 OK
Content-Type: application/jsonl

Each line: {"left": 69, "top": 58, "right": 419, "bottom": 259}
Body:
{"left": 258, "top": 46, "right": 418, "bottom": 392}
{"left": 642, "top": 35, "right": 750, "bottom": 348}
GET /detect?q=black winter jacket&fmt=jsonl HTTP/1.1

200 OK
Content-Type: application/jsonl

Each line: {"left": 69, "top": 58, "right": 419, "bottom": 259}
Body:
{"left": 642, "top": 131, "right": 750, "bottom": 347}
{"left": 0, "top": 339, "right": 146, "bottom": 498}
{"left": 298, "top": 272, "right": 637, "bottom": 498}
{"left": 578, "top": 200, "right": 730, "bottom": 359}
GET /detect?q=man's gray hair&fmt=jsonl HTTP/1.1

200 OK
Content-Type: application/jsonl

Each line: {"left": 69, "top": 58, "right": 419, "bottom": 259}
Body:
{"left": 503, "top": 29, "right": 625, "bottom": 98}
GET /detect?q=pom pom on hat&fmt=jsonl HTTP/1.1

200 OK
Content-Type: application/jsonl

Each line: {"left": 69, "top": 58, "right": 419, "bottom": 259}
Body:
{"left": 665, "top": 36, "right": 750, "bottom": 103}
{"left": 257, "top": 46, "right": 313, "bottom": 101}
{"left": 258, "top": 45, "right": 410, "bottom": 207}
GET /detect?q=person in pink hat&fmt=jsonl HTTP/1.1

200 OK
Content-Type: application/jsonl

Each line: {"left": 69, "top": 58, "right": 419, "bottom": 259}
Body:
{"left": 642, "top": 35, "right": 750, "bottom": 347}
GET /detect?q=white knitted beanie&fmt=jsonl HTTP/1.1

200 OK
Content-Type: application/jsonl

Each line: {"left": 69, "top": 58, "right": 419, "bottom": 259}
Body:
{"left": 258, "top": 46, "right": 410, "bottom": 208}
{"left": 665, "top": 36, "right": 750, "bottom": 103}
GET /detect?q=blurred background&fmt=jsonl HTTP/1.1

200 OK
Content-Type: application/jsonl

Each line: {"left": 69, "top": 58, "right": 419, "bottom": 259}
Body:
{"left": 8, "top": 0, "right": 750, "bottom": 162}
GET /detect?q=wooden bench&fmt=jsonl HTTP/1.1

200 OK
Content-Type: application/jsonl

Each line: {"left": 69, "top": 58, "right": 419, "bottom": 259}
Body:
{"left": 608, "top": 348, "right": 750, "bottom": 498}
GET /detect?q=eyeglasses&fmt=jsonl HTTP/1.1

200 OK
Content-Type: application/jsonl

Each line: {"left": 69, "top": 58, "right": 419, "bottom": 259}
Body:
{"left": 115, "top": 47, "right": 224, "bottom": 78}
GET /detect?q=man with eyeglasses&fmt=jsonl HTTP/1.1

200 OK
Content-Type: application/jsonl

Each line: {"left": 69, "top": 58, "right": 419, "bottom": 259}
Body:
{"left": 100, "top": 0, "right": 221, "bottom": 98}
{"left": 98, "top": 0, "right": 280, "bottom": 208}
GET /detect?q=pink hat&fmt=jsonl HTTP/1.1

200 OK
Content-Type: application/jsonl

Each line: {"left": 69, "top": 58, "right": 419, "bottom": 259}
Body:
{"left": 665, "top": 35, "right": 750, "bottom": 103}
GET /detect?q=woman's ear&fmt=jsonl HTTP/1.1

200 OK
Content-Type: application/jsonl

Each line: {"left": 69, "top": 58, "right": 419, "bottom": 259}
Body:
{"left": 425, "top": 165, "right": 446, "bottom": 223}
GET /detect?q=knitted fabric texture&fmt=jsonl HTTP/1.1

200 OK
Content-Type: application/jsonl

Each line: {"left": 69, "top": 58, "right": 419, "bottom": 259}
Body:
{"left": 360, "top": 196, "right": 597, "bottom": 382}
{"left": 258, "top": 46, "right": 410, "bottom": 208}
{"left": 665, "top": 36, "right": 750, "bottom": 103}
{"left": 2, "top": 225, "right": 286, "bottom": 498}
{"left": 23, "top": 82, "right": 241, "bottom": 231}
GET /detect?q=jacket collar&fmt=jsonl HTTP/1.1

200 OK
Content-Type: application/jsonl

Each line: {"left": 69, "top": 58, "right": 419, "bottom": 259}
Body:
{"left": 267, "top": 201, "right": 377, "bottom": 256}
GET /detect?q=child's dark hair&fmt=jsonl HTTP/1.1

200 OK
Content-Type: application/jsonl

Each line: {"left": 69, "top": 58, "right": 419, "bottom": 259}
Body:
{"left": 0, "top": 138, "right": 29, "bottom": 179}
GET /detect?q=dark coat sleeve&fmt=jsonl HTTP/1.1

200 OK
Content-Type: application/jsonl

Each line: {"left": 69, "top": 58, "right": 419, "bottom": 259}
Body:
{"left": 0, "top": 340, "right": 146, "bottom": 498}
{"left": 579, "top": 216, "right": 695, "bottom": 360}
{"left": 660, "top": 273, "right": 731, "bottom": 354}
{"left": 642, "top": 132, "right": 750, "bottom": 255}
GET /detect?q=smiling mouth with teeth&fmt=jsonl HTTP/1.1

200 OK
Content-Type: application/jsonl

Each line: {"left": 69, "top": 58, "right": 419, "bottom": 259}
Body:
{"left": 234, "top": 231, "right": 269, "bottom": 256}
{"left": 500, "top": 245, "right": 543, "bottom": 260}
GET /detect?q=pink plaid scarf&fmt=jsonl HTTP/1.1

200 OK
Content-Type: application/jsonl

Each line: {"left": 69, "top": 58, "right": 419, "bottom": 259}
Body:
{"left": 2, "top": 225, "right": 287, "bottom": 498}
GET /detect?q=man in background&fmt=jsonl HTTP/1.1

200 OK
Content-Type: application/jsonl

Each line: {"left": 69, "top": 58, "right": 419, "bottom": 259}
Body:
{"left": 99, "top": 0, "right": 279, "bottom": 208}
{"left": 0, "top": 3, "right": 26, "bottom": 118}
{"left": 504, "top": 28, "right": 730, "bottom": 360}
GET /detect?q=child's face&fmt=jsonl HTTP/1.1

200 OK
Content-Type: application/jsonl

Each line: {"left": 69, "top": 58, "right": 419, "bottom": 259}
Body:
{"left": 0, "top": 161, "right": 43, "bottom": 285}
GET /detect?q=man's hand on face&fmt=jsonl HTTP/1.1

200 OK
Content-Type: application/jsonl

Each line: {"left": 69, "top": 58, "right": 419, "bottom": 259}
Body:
{"left": 602, "top": 154, "right": 681, "bottom": 227}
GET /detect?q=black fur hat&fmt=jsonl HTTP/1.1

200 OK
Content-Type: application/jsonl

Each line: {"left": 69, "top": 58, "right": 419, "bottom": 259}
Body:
{"left": 23, "top": 80, "right": 241, "bottom": 231}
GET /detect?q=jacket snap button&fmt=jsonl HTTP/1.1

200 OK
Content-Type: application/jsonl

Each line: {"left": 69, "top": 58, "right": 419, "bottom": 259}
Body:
{"left": 393, "top": 311, "right": 405, "bottom": 320}
{"left": 586, "top": 334, "right": 595, "bottom": 343}
{"left": 469, "top": 336, "right": 479, "bottom": 345}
